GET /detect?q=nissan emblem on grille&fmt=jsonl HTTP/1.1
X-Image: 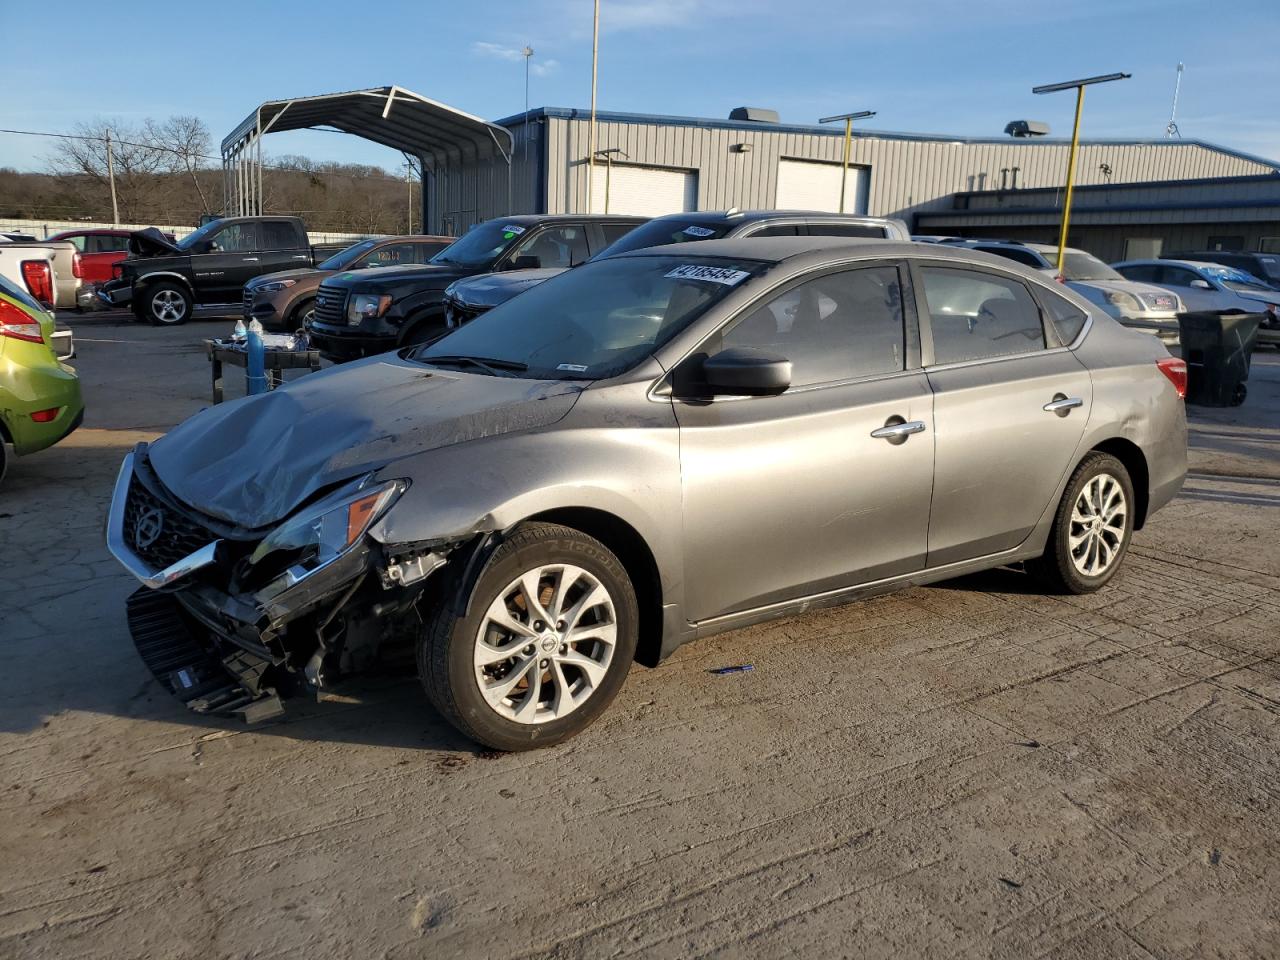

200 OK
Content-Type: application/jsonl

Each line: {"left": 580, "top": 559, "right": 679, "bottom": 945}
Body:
{"left": 134, "top": 506, "right": 165, "bottom": 551}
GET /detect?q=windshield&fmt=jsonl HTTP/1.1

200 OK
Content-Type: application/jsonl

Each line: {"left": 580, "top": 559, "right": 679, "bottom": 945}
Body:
{"left": 415, "top": 255, "right": 765, "bottom": 380}
{"left": 431, "top": 221, "right": 526, "bottom": 268}
{"left": 1060, "top": 251, "right": 1122, "bottom": 281}
{"left": 596, "top": 218, "right": 732, "bottom": 258}
{"left": 175, "top": 220, "right": 223, "bottom": 251}
{"left": 319, "top": 239, "right": 379, "bottom": 270}
{"left": 1201, "top": 265, "right": 1276, "bottom": 294}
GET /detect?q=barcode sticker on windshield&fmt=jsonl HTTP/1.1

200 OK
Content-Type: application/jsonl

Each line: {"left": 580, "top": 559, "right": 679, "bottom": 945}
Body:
{"left": 682, "top": 225, "right": 716, "bottom": 237}
{"left": 557, "top": 363, "right": 589, "bottom": 372}
{"left": 500, "top": 224, "right": 526, "bottom": 235}
{"left": 665, "top": 264, "right": 750, "bottom": 286}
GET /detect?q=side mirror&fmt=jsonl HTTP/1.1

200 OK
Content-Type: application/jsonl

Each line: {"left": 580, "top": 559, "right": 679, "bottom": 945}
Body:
{"left": 510, "top": 255, "right": 541, "bottom": 270}
{"left": 1190, "top": 278, "right": 1212, "bottom": 290}
{"left": 702, "top": 347, "right": 791, "bottom": 396}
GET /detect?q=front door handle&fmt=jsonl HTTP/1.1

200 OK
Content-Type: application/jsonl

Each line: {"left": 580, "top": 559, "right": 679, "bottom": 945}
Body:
{"left": 871, "top": 418, "right": 926, "bottom": 445}
{"left": 1043, "top": 394, "right": 1083, "bottom": 417}
{"left": 242, "top": 257, "right": 260, "bottom": 262}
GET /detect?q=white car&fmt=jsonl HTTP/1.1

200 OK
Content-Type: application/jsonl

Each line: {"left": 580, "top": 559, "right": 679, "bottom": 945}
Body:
{"left": 1112, "top": 259, "right": 1279, "bottom": 347}
{"left": 956, "top": 241, "right": 1184, "bottom": 343}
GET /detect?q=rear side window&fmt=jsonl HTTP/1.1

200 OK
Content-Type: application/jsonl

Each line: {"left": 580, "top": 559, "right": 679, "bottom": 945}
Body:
{"left": 721, "top": 265, "right": 906, "bottom": 387}
{"left": 1039, "top": 290, "right": 1088, "bottom": 344}
{"left": 746, "top": 224, "right": 800, "bottom": 237}
{"left": 598, "top": 222, "right": 639, "bottom": 247}
{"left": 920, "top": 267, "right": 1045, "bottom": 364}
{"left": 261, "top": 221, "right": 304, "bottom": 249}
{"left": 62, "top": 235, "right": 87, "bottom": 251}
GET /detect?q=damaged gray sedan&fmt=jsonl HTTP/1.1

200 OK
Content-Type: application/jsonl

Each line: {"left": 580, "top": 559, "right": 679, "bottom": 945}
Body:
{"left": 107, "top": 239, "right": 1187, "bottom": 750}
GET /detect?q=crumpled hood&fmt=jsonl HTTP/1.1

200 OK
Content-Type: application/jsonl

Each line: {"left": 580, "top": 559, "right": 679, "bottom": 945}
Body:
{"left": 452, "top": 268, "right": 566, "bottom": 308}
{"left": 148, "top": 355, "right": 582, "bottom": 529}
{"left": 247, "top": 268, "right": 325, "bottom": 289}
{"left": 128, "top": 227, "right": 182, "bottom": 257}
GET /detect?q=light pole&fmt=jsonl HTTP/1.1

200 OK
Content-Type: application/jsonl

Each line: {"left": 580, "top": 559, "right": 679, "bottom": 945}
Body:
{"left": 818, "top": 110, "right": 875, "bottom": 213}
{"left": 522, "top": 45, "right": 534, "bottom": 166}
{"left": 1033, "top": 72, "right": 1130, "bottom": 276}
{"left": 594, "top": 148, "right": 627, "bottom": 213}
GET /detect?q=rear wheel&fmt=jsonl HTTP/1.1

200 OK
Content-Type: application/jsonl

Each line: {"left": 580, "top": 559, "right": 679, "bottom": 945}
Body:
{"left": 418, "top": 522, "right": 638, "bottom": 751}
{"left": 1029, "top": 452, "right": 1135, "bottom": 594}
{"left": 144, "top": 283, "right": 192, "bottom": 326}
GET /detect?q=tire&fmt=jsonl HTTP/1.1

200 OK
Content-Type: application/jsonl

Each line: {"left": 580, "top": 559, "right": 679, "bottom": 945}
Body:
{"left": 418, "top": 522, "right": 639, "bottom": 751}
{"left": 0, "top": 441, "right": 9, "bottom": 486}
{"left": 289, "top": 298, "right": 316, "bottom": 332}
{"left": 143, "top": 282, "right": 193, "bottom": 326}
{"left": 1029, "top": 452, "right": 1135, "bottom": 595}
{"left": 398, "top": 314, "right": 448, "bottom": 350}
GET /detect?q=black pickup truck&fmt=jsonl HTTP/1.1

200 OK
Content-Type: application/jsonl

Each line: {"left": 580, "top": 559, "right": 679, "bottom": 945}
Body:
{"left": 306, "top": 214, "right": 643, "bottom": 361}
{"left": 99, "top": 216, "right": 348, "bottom": 325}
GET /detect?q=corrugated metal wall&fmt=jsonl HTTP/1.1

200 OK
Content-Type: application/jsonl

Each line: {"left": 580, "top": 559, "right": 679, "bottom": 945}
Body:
{"left": 540, "top": 117, "right": 1275, "bottom": 221}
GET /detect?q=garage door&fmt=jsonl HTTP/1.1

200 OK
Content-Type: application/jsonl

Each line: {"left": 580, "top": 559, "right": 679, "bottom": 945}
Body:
{"left": 590, "top": 164, "right": 697, "bottom": 217}
{"left": 776, "top": 159, "right": 870, "bottom": 215}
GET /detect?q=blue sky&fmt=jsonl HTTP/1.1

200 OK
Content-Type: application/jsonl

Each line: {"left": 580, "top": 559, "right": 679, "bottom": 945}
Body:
{"left": 2, "top": 0, "right": 1278, "bottom": 173}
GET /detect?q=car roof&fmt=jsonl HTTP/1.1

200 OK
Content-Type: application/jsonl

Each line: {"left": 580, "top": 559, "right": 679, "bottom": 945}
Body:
{"left": 611, "top": 235, "right": 1016, "bottom": 267}
{"left": 488, "top": 213, "right": 646, "bottom": 226}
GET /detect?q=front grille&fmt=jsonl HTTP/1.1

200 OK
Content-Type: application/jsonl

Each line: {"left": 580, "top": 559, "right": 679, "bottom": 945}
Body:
{"left": 1142, "top": 293, "right": 1177, "bottom": 311}
{"left": 312, "top": 285, "right": 347, "bottom": 326}
{"left": 123, "top": 477, "right": 216, "bottom": 571}
{"left": 242, "top": 287, "right": 254, "bottom": 320}
{"left": 444, "top": 295, "right": 487, "bottom": 328}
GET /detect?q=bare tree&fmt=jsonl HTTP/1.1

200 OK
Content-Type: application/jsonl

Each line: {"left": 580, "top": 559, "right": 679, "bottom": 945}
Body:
{"left": 145, "top": 116, "right": 213, "bottom": 214}
{"left": 45, "top": 120, "right": 166, "bottom": 221}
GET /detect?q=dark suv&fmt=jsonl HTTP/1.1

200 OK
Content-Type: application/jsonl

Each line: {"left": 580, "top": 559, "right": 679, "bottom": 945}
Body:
{"left": 306, "top": 214, "right": 644, "bottom": 361}
{"left": 441, "top": 210, "right": 911, "bottom": 326}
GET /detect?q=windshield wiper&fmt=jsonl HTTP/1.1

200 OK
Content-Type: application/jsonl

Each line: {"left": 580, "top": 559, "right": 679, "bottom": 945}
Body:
{"left": 420, "top": 354, "right": 529, "bottom": 376}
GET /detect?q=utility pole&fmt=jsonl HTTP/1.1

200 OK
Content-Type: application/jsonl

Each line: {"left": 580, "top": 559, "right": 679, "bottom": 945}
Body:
{"left": 588, "top": 0, "right": 599, "bottom": 213}
{"left": 105, "top": 129, "right": 120, "bottom": 225}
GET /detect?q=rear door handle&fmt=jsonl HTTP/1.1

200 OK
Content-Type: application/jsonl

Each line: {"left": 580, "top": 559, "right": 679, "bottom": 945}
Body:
{"left": 871, "top": 418, "right": 926, "bottom": 444}
{"left": 1043, "top": 394, "right": 1083, "bottom": 416}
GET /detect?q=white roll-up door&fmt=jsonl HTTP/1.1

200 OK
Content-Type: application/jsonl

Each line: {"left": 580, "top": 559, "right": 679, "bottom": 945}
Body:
{"left": 590, "top": 164, "right": 697, "bottom": 216}
{"left": 775, "top": 159, "right": 870, "bottom": 215}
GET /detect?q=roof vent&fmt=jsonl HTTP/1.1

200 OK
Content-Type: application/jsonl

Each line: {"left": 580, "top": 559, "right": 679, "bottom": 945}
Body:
{"left": 730, "top": 107, "right": 780, "bottom": 123}
{"left": 1005, "top": 120, "right": 1050, "bottom": 138}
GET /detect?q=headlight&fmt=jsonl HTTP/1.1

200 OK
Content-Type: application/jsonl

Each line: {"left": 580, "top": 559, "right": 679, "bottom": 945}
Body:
{"left": 249, "top": 478, "right": 406, "bottom": 576}
{"left": 348, "top": 293, "right": 392, "bottom": 322}
{"left": 258, "top": 279, "right": 297, "bottom": 293}
{"left": 1104, "top": 291, "right": 1142, "bottom": 311}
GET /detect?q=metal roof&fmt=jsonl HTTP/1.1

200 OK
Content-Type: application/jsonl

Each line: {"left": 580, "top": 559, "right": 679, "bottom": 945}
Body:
{"left": 223, "top": 85, "right": 514, "bottom": 162}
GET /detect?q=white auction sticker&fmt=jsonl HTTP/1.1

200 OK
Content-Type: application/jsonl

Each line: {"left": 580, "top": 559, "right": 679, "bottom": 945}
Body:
{"left": 557, "top": 363, "right": 589, "bottom": 372}
{"left": 500, "top": 224, "right": 526, "bottom": 235}
{"left": 664, "top": 264, "right": 751, "bottom": 286}
{"left": 681, "top": 225, "right": 716, "bottom": 237}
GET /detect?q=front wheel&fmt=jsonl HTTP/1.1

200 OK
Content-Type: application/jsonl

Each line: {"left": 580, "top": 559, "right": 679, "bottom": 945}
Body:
{"left": 1029, "top": 452, "right": 1135, "bottom": 594}
{"left": 144, "top": 283, "right": 193, "bottom": 326}
{"left": 418, "top": 522, "right": 639, "bottom": 751}
{"left": 289, "top": 298, "right": 316, "bottom": 331}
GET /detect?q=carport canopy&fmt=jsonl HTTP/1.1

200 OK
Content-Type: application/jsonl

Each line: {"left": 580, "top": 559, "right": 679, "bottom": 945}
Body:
{"left": 221, "top": 85, "right": 513, "bottom": 219}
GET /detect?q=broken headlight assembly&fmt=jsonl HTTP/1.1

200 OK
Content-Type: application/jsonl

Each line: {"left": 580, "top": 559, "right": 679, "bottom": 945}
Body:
{"left": 248, "top": 478, "right": 407, "bottom": 593}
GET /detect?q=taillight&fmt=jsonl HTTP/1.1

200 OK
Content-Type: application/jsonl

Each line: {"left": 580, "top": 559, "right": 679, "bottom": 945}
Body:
{"left": 1156, "top": 357, "right": 1187, "bottom": 399}
{"left": 72, "top": 251, "right": 83, "bottom": 279}
{"left": 0, "top": 298, "right": 46, "bottom": 344}
{"left": 20, "top": 260, "right": 53, "bottom": 306}
{"left": 30, "top": 407, "right": 60, "bottom": 423}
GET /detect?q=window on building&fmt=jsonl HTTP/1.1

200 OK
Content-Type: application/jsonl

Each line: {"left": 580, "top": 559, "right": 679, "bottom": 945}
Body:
{"left": 920, "top": 267, "right": 1045, "bottom": 365}
{"left": 720, "top": 265, "right": 906, "bottom": 387}
{"left": 1207, "top": 235, "right": 1245, "bottom": 251}
{"left": 1123, "top": 238, "right": 1163, "bottom": 260}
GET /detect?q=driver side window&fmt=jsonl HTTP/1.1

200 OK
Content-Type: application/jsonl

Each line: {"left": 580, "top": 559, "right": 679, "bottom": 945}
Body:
{"left": 720, "top": 266, "right": 906, "bottom": 388}
{"left": 208, "top": 223, "right": 251, "bottom": 252}
{"left": 513, "top": 226, "right": 590, "bottom": 269}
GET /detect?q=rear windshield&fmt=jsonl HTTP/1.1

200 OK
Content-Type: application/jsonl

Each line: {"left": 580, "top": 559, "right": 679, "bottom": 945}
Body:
{"left": 415, "top": 254, "right": 764, "bottom": 380}
{"left": 596, "top": 218, "right": 732, "bottom": 258}
{"left": 1060, "top": 251, "right": 1122, "bottom": 281}
{"left": 431, "top": 221, "right": 526, "bottom": 269}
{"left": 319, "top": 239, "right": 379, "bottom": 270}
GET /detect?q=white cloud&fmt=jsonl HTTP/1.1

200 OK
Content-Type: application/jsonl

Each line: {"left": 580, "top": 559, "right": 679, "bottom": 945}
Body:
{"left": 471, "top": 41, "right": 559, "bottom": 76}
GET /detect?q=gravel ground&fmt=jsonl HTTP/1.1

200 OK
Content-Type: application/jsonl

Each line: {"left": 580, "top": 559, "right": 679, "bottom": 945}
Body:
{"left": 1, "top": 313, "right": 1277, "bottom": 959}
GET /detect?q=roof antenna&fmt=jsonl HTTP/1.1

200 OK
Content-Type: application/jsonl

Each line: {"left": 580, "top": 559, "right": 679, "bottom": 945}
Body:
{"left": 1166, "top": 62, "right": 1184, "bottom": 138}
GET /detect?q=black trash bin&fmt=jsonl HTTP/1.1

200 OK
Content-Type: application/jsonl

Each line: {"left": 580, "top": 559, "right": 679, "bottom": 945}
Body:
{"left": 1176, "top": 311, "right": 1262, "bottom": 407}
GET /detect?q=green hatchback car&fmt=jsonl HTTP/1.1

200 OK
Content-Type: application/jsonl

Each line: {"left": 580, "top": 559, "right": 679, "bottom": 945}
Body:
{"left": 0, "top": 273, "right": 84, "bottom": 482}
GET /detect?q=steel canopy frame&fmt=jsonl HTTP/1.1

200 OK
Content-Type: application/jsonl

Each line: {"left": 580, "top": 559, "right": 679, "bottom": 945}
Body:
{"left": 220, "top": 86, "right": 515, "bottom": 228}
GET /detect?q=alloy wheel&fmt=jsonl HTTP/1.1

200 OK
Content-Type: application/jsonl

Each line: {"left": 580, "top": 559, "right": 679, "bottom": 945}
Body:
{"left": 473, "top": 563, "right": 617, "bottom": 724}
{"left": 1069, "top": 472, "right": 1127, "bottom": 577}
{"left": 151, "top": 289, "right": 187, "bottom": 323}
